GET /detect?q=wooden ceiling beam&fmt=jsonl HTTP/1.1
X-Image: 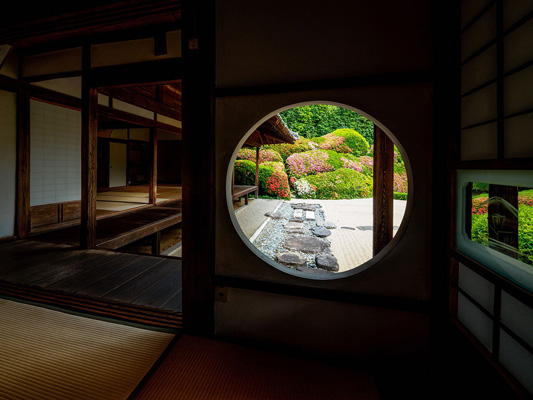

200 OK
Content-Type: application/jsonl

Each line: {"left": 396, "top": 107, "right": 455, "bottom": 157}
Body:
{"left": 99, "top": 104, "right": 181, "bottom": 135}
{"left": 1, "top": 1, "right": 181, "bottom": 51}
{"left": 99, "top": 87, "right": 182, "bottom": 121}
{"left": 88, "top": 58, "right": 182, "bottom": 89}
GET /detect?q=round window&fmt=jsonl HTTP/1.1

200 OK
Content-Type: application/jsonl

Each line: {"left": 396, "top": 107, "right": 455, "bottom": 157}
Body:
{"left": 228, "top": 103, "right": 409, "bottom": 279}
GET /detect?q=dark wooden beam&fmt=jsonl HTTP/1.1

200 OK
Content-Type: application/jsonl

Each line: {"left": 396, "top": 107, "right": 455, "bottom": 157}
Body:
{"left": 149, "top": 128, "right": 158, "bottom": 205}
{"left": 88, "top": 58, "right": 182, "bottom": 89}
{"left": 98, "top": 104, "right": 182, "bottom": 135}
{"left": 98, "top": 87, "right": 182, "bottom": 120}
{"left": 23, "top": 70, "right": 82, "bottom": 84}
{"left": 151, "top": 232, "right": 161, "bottom": 255}
{"left": 373, "top": 125, "right": 394, "bottom": 256}
{"left": 181, "top": 0, "right": 216, "bottom": 335}
{"left": 15, "top": 88, "right": 31, "bottom": 239}
{"left": 80, "top": 46, "right": 98, "bottom": 249}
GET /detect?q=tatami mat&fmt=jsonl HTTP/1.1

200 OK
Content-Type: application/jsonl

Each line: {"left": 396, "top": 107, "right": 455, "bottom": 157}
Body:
{"left": 0, "top": 299, "right": 174, "bottom": 400}
{"left": 134, "top": 334, "right": 379, "bottom": 400}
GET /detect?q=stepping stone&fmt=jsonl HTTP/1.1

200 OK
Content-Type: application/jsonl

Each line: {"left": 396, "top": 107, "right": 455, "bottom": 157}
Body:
{"left": 341, "top": 226, "right": 356, "bottom": 230}
{"left": 284, "top": 235, "right": 330, "bottom": 254}
{"left": 315, "top": 253, "right": 339, "bottom": 272}
{"left": 284, "top": 221, "right": 304, "bottom": 234}
{"left": 317, "top": 221, "right": 337, "bottom": 229}
{"left": 277, "top": 252, "right": 306, "bottom": 267}
{"left": 312, "top": 226, "right": 331, "bottom": 237}
{"left": 291, "top": 203, "right": 317, "bottom": 211}
{"left": 269, "top": 212, "right": 285, "bottom": 219}
{"left": 296, "top": 266, "right": 331, "bottom": 274}
{"left": 293, "top": 209, "right": 304, "bottom": 220}
{"left": 305, "top": 210, "right": 315, "bottom": 220}
{"left": 356, "top": 226, "right": 373, "bottom": 231}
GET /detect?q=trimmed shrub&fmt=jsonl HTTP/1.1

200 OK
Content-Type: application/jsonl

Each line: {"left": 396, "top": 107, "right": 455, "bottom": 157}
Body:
{"left": 286, "top": 150, "right": 335, "bottom": 180}
{"left": 358, "top": 156, "right": 373, "bottom": 177}
{"left": 233, "top": 160, "right": 290, "bottom": 200}
{"left": 237, "top": 147, "right": 283, "bottom": 164}
{"left": 263, "top": 138, "right": 316, "bottom": 162}
{"left": 328, "top": 129, "right": 370, "bottom": 156}
{"left": 314, "top": 133, "right": 353, "bottom": 154}
{"left": 293, "top": 179, "right": 317, "bottom": 199}
{"left": 261, "top": 161, "right": 285, "bottom": 172}
{"left": 394, "top": 192, "right": 408, "bottom": 200}
{"left": 298, "top": 168, "right": 373, "bottom": 199}
{"left": 393, "top": 171, "right": 408, "bottom": 193}
{"left": 234, "top": 160, "right": 257, "bottom": 186}
{"left": 264, "top": 169, "right": 291, "bottom": 200}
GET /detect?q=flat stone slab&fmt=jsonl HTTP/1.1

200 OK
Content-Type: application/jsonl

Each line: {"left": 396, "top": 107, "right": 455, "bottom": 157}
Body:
{"left": 312, "top": 226, "right": 331, "bottom": 237}
{"left": 284, "top": 221, "right": 304, "bottom": 234}
{"left": 315, "top": 253, "right": 339, "bottom": 272}
{"left": 291, "top": 203, "right": 318, "bottom": 211}
{"left": 293, "top": 209, "right": 304, "bottom": 220}
{"left": 268, "top": 212, "right": 285, "bottom": 219}
{"left": 356, "top": 226, "right": 373, "bottom": 231}
{"left": 341, "top": 226, "right": 356, "bottom": 230}
{"left": 305, "top": 210, "right": 315, "bottom": 220}
{"left": 284, "top": 235, "right": 330, "bottom": 254}
{"left": 317, "top": 221, "right": 337, "bottom": 229}
{"left": 277, "top": 252, "right": 306, "bottom": 267}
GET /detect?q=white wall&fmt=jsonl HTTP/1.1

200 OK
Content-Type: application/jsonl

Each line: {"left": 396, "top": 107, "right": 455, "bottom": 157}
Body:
{"left": 0, "top": 90, "right": 17, "bottom": 238}
{"left": 109, "top": 142, "right": 127, "bottom": 187}
{"left": 30, "top": 100, "right": 81, "bottom": 206}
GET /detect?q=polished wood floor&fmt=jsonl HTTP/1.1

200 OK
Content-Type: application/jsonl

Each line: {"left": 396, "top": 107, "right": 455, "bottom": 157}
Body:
{"left": 33, "top": 199, "right": 182, "bottom": 250}
{"left": 0, "top": 239, "right": 182, "bottom": 328}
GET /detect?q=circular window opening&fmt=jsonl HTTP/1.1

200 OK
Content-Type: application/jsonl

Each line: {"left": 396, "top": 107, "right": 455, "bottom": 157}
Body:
{"left": 228, "top": 103, "right": 410, "bottom": 279}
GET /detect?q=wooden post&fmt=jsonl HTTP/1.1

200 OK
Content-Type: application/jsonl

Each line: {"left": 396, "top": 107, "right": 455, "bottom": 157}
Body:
{"left": 465, "top": 182, "right": 473, "bottom": 239}
{"left": 80, "top": 45, "right": 98, "bottom": 249}
{"left": 149, "top": 128, "right": 158, "bottom": 205}
{"left": 255, "top": 146, "right": 260, "bottom": 198}
{"left": 373, "top": 125, "right": 394, "bottom": 256}
{"left": 16, "top": 89, "right": 30, "bottom": 238}
{"left": 181, "top": 0, "right": 216, "bottom": 335}
{"left": 151, "top": 231, "right": 161, "bottom": 255}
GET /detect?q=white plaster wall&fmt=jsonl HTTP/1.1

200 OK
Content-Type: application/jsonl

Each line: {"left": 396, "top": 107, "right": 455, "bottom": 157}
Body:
{"left": 30, "top": 100, "right": 81, "bottom": 206}
{"left": 0, "top": 90, "right": 17, "bottom": 238}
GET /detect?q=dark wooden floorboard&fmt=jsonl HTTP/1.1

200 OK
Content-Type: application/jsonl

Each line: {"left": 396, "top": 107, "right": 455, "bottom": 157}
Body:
{"left": 161, "top": 289, "right": 183, "bottom": 312}
{"left": 130, "top": 266, "right": 183, "bottom": 309}
{"left": 31, "top": 251, "right": 120, "bottom": 287}
{"left": 0, "top": 240, "right": 182, "bottom": 316}
{"left": 103, "top": 258, "right": 178, "bottom": 303}
{"left": 47, "top": 253, "right": 140, "bottom": 292}
{"left": 77, "top": 256, "right": 166, "bottom": 298}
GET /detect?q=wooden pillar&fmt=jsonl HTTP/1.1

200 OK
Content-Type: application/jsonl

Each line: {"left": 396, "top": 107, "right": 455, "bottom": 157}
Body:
{"left": 80, "top": 45, "right": 98, "bottom": 249}
{"left": 181, "top": 0, "right": 216, "bottom": 334}
{"left": 465, "top": 182, "right": 473, "bottom": 239}
{"left": 151, "top": 231, "right": 161, "bottom": 255}
{"left": 16, "top": 89, "right": 30, "bottom": 238}
{"left": 255, "top": 146, "right": 260, "bottom": 198}
{"left": 373, "top": 125, "right": 394, "bottom": 256}
{"left": 488, "top": 184, "right": 518, "bottom": 258}
{"left": 149, "top": 128, "right": 158, "bottom": 205}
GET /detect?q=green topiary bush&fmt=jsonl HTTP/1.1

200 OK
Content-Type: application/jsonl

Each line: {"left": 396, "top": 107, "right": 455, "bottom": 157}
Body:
{"left": 237, "top": 147, "right": 283, "bottom": 164}
{"left": 233, "top": 160, "right": 290, "bottom": 200}
{"left": 296, "top": 168, "right": 373, "bottom": 199}
{"left": 328, "top": 129, "right": 370, "bottom": 156}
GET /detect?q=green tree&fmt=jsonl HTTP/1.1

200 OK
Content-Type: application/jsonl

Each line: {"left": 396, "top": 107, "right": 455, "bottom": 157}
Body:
{"left": 279, "top": 105, "right": 374, "bottom": 144}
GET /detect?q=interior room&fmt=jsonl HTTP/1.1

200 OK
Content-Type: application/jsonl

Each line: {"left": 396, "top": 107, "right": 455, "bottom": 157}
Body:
{"left": 0, "top": 0, "right": 531, "bottom": 399}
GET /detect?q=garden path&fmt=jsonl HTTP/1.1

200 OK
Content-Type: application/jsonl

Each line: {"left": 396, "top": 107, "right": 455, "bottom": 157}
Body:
{"left": 289, "top": 198, "right": 407, "bottom": 272}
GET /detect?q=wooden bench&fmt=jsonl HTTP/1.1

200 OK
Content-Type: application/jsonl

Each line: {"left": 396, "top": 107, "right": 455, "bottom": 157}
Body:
{"left": 232, "top": 185, "right": 258, "bottom": 205}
